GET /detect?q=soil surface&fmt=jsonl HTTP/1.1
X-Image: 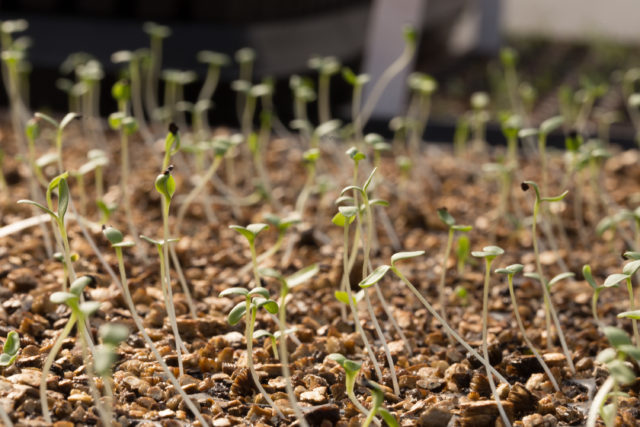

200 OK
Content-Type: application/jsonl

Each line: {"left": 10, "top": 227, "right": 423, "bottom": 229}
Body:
{"left": 0, "top": 116, "right": 639, "bottom": 427}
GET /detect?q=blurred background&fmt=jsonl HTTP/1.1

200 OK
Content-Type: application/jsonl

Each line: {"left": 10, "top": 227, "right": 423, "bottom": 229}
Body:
{"left": 1, "top": 0, "right": 640, "bottom": 143}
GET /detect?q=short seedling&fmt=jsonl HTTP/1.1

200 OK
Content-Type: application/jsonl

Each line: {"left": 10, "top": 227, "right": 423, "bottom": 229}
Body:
{"left": 472, "top": 245, "right": 511, "bottom": 427}
{"left": 328, "top": 353, "right": 380, "bottom": 426}
{"left": 342, "top": 67, "right": 370, "bottom": 142}
{"left": 33, "top": 112, "right": 81, "bottom": 174}
{"left": 308, "top": 55, "right": 340, "bottom": 124}
{"left": 583, "top": 264, "right": 620, "bottom": 328}
{"left": 0, "top": 331, "right": 19, "bottom": 367}
{"left": 436, "top": 207, "right": 472, "bottom": 323}
{"left": 362, "top": 380, "right": 399, "bottom": 427}
{"left": 18, "top": 172, "right": 76, "bottom": 290}
{"left": 586, "top": 327, "right": 640, "bottom": 427}
{"left": 93, "top": 323, "right": 129, "bottom": 424}
{"left": 599, "top": 255, "right": 640, "bottom": 345}
{"left": 260, "top": 264, "right": 319, "bottom": 427}
{"left": 230, "top": 223, "right": 269, "bottom": 288}
{"left": 220, "top": 286, "right": 283, "bottom": 418}
{"left": 496, "top": 264, "right": 560, "bottom": 392}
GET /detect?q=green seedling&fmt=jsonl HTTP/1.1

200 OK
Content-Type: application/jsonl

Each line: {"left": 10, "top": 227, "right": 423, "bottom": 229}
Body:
{"left": 586, "top": 327, "right": 640, "bottom": 427}
{"left": 453, "top": 113, "right": 471, "bottom": 157}
{"left": 343, "top": 67, "right": 370, "bottom": 142}
{"left": 160, "top": 69, "right": 197, "bottom": 124}
{"left": 197, "top": 50, "right": 229, "bottom": 103}
{"left": 40, "top": 276, "right": 100, "bottom": 424}
{"left": 599, "top": 256, "right": 640, "bottom": 345}
{"left": 18, "top": 172, "right": 76, "bottom": 290}
{"left": 230, "top": 223, "right": 270, "bottom": 290}
{"left": 102, "top": 226, "right": 207, "bottom": 425}
{"left": 92, "top": 323, "right": 128, "bottom": 424}
{"left": 362, "top": 380, "right": 398, "bottom": 427}
{"left": 406, "top": 72, "right": 437, "bottom": 155}
{"left": 519, "top": 116, "right": 564, "bottom": 196}
{"left": 364, "top": 133, "right": 391, "bottom": 172}
{"left": 358, "top": 25, "right": 417, "bottom": 132}
{"left": 332, "top": 205, "right": 383, "bottom": 381}
{"left": 496, "top": 264, "right": 560, "bottom": 392}
{"left": 220, "top": 286, "right": 283, "bottom": 418}
{"left": 111, "top": 50, "right": 153, "bottom": 142}
{"left": 456, "top": 233, "right": 471, "bottom": 274}
{"left": 0, "top": 331, "right": 19, "bottom": 367}
{"left": 143, "top": 22, "right": 171, "bottom": 121}
{"left": 260, "top": 264, "right": 319, "bottom": 427}
{"left": 328, "top": 354, "right": 380, "bottom": 426}
{"left": 521, "top": 180, "right": 575, "bottom": 372}
{"left": 470, "top": 92, "right": 490, "bottom": 149}
{"left": 289, "top": 75, "right": 316, "bottom": 141}
{"left": 583, "top": 264, "right": 620, "bottom": 327}
{"left": 499, "top": 113, "right": 522, "bottom": 171}
{"left": 436, "top": 207, "right": 472, "bottom": 323}
{"left": 308, "top": 55, "right": 340, "bottom": 124}
{"left": 34, "top": 112, "right": 81, "bottom": 173}
{"left": 252, "top": 327, "right": 296, "bottom": 360}
{"left": 471, "top": 246, "right": 511, "bottom": 427}
{"left": 294, "top": 148, "right": 321, "bottom": 215}
{"left": 499, "top": 47, "right": 524, "bottom": 117}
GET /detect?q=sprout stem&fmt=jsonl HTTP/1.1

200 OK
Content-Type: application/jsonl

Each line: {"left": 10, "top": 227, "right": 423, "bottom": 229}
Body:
{"left": 78, "top": 315, "right": 111, "bottom": 427}
{"left": 176, "top": 155, "right": 222, "bottom": 233}
{"left": 586, "top": 376, "right": 614, "bottom": 427}
{"left": 438, "top": 228, "right": 454, "bottom": 322}
{"left": 625, "top": 277, "right": 640, "bottom": 345}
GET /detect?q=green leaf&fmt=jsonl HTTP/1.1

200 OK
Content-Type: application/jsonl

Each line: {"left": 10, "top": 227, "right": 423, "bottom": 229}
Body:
{"left": 495, "top": 264, "right": 524, "bottom": 275}
{"left": 50, "top": 291, "right": 77, "bottom": 305}
{"left": 437, "top": 208, "right": 455, "bottom": 227}
{"left": 60, "top": 112, "right": 81, "bottom": 131}
{"left": 253, "top": 329, "right": 274, "bottom": 340}
{"left": 540, "top": 115, "right": 564, "bottom": 135}
{"left": 600, "top": 402, "right": 616, "bottom": 427}
{"left": 607, "top": 359, "right": 636, "bottom": 385}
{"left": 342, "top": 67, "right": 357, "bottom": 85}
{"left": 34, "top": 112, "right": 59, "bottom": 128}
{"left": 346, "top": 146, "right": 365, "bottom": 162}
{"left": 369, "top": 199, "right": 389, "bottom": 207}
{"left": 17, "top": 200, "right": 56, "bottom": 218}
{"left": 623, "top": 259, "right": 640, "bottom": 276}
{"left": 583, "top": 265, "right": 598, "bottom": 290}
{"left": 518, "top": 128, "right": 539, "bottom": 139}
{"left": 0, "top": 353, "right": 16, "bottom": 366}
{"left": 248, "top": 287, "right": 270, "bottom": 299}
{"left": 154, "top": 171, "right": 176, "bottom": 201}
{"left": 471, "top": 245, "right": 504, "bottom": 258}
{"left": 548, "top": 272, "right": 574, "bottom": 287}
{"left": 286, "top": 264, "right": 319, "bottom": 289}
{"left": 604, "top": 326, "right": 632, "bottom": 349}
{"left": 227, "top": 302, "right": 247, "bottom": 325}
{"left": 452, "top": 224, "right": 472, "bottom": 232}
{"left": 111, "top": 241, "right": 135, "bottom": 248}
{"left": 139, "top": 235, "right": 161, "bottom": 246}
{"left": 219, "top": 287, "right": 249, "bottom": 298}
{"left": 80, "top": 301, "right": 101, "bottom": 317}
{"left": 391, "top": 251, "right": 425, "bottom": 265}
{"left": 540, "top": 190, "right": 569, "bottom": 203}
{"left": 3, "top": 331, "right": 20, "bottom": 356}
{"left": 108, "top": 112, "right": 124, "bottom": 130}
{"left": 258, "top": 268, "right": 284, "bottom": 283}
{"left": 339, "top": 206, "right": 358, "bottom": 218}
{"left": 229, "top": 224, "right": 268, "bottom": 243}
{"left": 603, "top": 273, "right": 628, "bottom": 288}
{"left": 378, "top": 408, "right": 399, "bottom": 427}
{"left": 36, "top": 152, "right": 59, "bottom": 168}
{"left": 362, "top": 168, "right": 377, "bottom": 193}
{"left": 524, "top": 272, "right": 543, "bottom": 282}
{"left": 334, "top": 291, "right": 352, "bottom": 305}
{"left": 341, "top": 185, "right": 363, "bottom": 196}
{"left": 57, "top": 177, "right": 69, "bottom": 221}
{"left": 618, "top": 344, "right": 640, "bottom": 362}
{"left": 617, "top": 310, "right": 640, "bottom": 320}
{"left": 256, "top": 299, "right": 279, "bottom": 314}
{"left": 99, "top": 324, "right": 129, "bottom": 346}
{"left": 328, "top": 353, "right": 362, "bottom": 375}
{"left": 102, "top": 226, "right": 124, "bottom": 245}
{"left": 314, "top": 120, "right": 342, "bottom": 138}
{"left": 596, "top": 348, "right": 617, "bottom": 364}
{"left": 624, "top": 251, "right": 640, "bottom": 260}
{"left": 70, "top": 276, "right": 94, "bottom": 296}
{"left": 359, "top": 265, "right": 391, "bottom": 288}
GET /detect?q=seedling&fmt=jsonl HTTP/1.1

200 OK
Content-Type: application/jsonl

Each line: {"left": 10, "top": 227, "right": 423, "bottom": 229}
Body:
{"left": 91, "top": 323, "right": 129, "bottom": 424}
{"left": 598, "top": 256, "right": 640, "bottom": 345}
{"left": 18, "top": 172, "right": 76, "bottom": 290}
{"left": 521, "top": 180, "right": 575, "bottom": 372}
{"left": 343, "top": 67, "right": 370, "bottom": 142}
{"left": 143, "top": 21, "right": 171, "bottom": 120}
{"left": 220, "top": 286, "right": 283, "bottom": 418}
{"left": 260, "top": 264, "right": 319, "bottom": 427}
{"left": 586, "top": 327, "right": 640, "bottom": 427}
{"left": 496, "top": 264, "right": 560, "bottom": 392}
{"left": 308, "top": 55, "right": 340, "bottom": 124}
{"left": 103, "top": 226, "right": 207, "bottom": 425}
{"left": 0, "top": 331, "right": 19, "bottom": 367}
{"left": 386, "top": 251, "right": 508, "bottom": 384}
{"left": 332, "top": 206, "right": 383, "bottom": 381}
{"left": 471, "top": 246, "right": 511, "bottom": 427}
{"left": 406, "top": 72, "right": 437, "bottom": 155}
{"left": 33, "top": 112, "right": 81, "bottom": 173}
{"left": 583, "top": 264, "right": 621, "bottom": 327}
{"left": 357, "top": 25, "right": 417, "bottom": 132}
{"left": 328, "top": 354, "right": 380, "bottom": 426}
{"left": 456, "top": 233, "right": 471, "bottom": 274}
{"left": 436, "top": 208, "right": 472, "bottom": 323}
{"left": 499, "top": 113, "right": 522, "bottom": 171}
{"left": 362, "top": 380, "right": 398, "bottom": 427}
{"left": 40, "top": 276, "right": 101, "bottom": 424}
{"left": 470, "top": 92, "right": 490, "bottom": 149}
{"left": 252, "top": 327, "right": 296, "bottom": 360}
{"left": 230, "top": 223, "right": 270, "bottom": 290}
{"left": 197, "top": 50, "right": 229, "bottom": 103}
{"left": 289, "top": 75, "right": 316, "bottom": 141}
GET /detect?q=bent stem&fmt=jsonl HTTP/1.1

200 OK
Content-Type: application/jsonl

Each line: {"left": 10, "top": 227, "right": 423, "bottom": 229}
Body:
{"left": 506, "top": 273, "right": 560, "bottom": 392}
{"left": 113, "top": 247, "right": 208, "bottom": 425}
{"left": 176, "top": 155, "right": 222, "bottom": 233}
{"left": 391, "top": 267, "right": 509, "bottom": 384}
